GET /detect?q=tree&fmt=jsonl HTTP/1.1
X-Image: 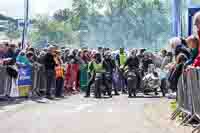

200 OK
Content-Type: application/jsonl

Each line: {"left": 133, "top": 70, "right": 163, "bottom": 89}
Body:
{"left": 53, "top": 8, "right": 73, "bottom": 22}
{"left": 29, "top": 15, "right": 79, "bottom": 48}
{"left": 29, "top": 0, "right": 172, "bottom": 49}
{"left": 6, "top": 22, "right": 20, "bottom": 40}
{"left": 76, "top": 0, "right": 171, "bottom": 48}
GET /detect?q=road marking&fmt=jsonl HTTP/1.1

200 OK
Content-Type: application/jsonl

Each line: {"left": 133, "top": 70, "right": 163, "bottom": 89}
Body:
{"left": 107, "top": 108, "right": 113, "bottom": 112}
{"left": 87, "top": 109, "right": 93, "bottom": 112}
{"left": 75, "top": 104, "right": 93, "bottom": 111}
{"left": 0, "top": 110, "right": 5, "bottom": 113}
{"left": 3, "top": 104, "right": 24, "bottom": 111}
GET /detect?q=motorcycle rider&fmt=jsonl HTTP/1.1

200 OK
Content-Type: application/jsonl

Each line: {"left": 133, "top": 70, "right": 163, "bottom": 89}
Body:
{"left": 102, "top": 51, "right": 119, "bottom": 96}
{"left": 141, "top": 52, "right": 153, "bottom": 73}
{"left": 123, "top": 50, "right": 140, "bottom": 97}
{"left": 116, "top": 47, "right": 127, "bottom": 93}
{"left": 84, "top": 52, "right": 104, "bottom": 98}
{"left": 93, "top": 52, "right": 105, "bottom": 98}
{"left": 116, "top": 48, "right": 127, "bottom": 67}
{"left": 124, "top": 50, "right": 139, "bottom": 69}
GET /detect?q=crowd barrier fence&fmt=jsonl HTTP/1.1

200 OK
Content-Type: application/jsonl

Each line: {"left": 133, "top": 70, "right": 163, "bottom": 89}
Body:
{"left": 0, "top": 65, "right": 11, "bottom": 97}
{"left": 171, "top": 68, "right": 200, "bottom": 133}
{"left": 0, "top": 63, "right": 86, "bottom": 99}
{"left": 0, "top": 64, "right": 46, "bottom": 98}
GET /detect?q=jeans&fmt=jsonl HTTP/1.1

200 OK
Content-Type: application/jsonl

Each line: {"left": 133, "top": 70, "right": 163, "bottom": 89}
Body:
{"left": 85, "top": 73, "right": 95, "bottom": 96}
{"left": 56, "top": 77, "right": 64, "bottom": 97}
{"left": 45, "top": 70, "right": 56, "bottom": 96}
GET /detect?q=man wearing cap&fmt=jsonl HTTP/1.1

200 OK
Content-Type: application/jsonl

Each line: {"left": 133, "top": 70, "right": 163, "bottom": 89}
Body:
{"left": 43, "top": 46, "right": 57, "bottom": 99}
{"left": 0, "top": 42, "right": 7, "bottom": 59}
{"left": 4, "top": 43, "right": 18, "bottom": 65}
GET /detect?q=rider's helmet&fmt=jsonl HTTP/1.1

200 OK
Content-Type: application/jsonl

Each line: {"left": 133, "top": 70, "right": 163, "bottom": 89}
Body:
{"left": 143, "top": 51, "right": 150, "bottom": 59}
{"left": 120, "top": 47, "right": 124, "bottom": 54}
{"left": 104, "top": 50, "right": 112, "bottom": 59}
{"left": 130, "top": 49, "right": 137, "bottom": 57}
{"left": 94, "top": 52, "right": 102, "bottom": 62}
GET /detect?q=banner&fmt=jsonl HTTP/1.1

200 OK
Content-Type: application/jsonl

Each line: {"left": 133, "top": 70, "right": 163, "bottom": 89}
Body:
{"left": 18, "top": 66, "right": 32, "bottom": 96}
{"left": 10, "top": 78, "right": 19, "bottom": 97}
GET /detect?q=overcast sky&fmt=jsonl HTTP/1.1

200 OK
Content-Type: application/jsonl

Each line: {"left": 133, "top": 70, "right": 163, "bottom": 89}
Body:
{"left": 0, "top": 0, "right": 73, "bottom": 18}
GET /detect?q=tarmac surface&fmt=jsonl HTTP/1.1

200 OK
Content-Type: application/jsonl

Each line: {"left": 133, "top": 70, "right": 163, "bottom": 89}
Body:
{"left": 0, "top": 94, "right": 192, "bottom": 133}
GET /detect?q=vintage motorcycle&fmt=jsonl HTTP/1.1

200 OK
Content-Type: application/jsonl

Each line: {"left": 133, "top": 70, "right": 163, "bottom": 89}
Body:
{"left": 141, "top": 64, "right": 165, "bottom": 96}
{"left": 94, "top": 72, "right": 104, "bottom": 98}
{"left": 125, "top": 67, "right": 139, "bottom": 98}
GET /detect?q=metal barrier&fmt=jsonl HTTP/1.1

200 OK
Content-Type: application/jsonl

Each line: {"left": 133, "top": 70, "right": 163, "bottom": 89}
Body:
{"left": 0, "top": 63, "right": 48, "bottom": 99}
{"left": 32, "top": 63, "right": 47, "bottom": 97}
{"left": 171, "top": 68, "right": 200, "bottom": 133}
{"left": 0, "top": 65, "right": 11, "bottom": 97}
{"left": 184, "top": 70, "right": 193, "bottom": 115}
{"left": 194, "top": 69, "right": 200, "bottom": 119}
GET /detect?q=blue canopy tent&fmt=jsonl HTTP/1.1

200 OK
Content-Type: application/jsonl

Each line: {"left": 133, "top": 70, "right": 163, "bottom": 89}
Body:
{"left": 172, "top": 0, "right": 200, "bottom": 36}
{"left": 188, "top": 5, "right": 200, "bottom": 35}
{"left": 172, "top": 0, "right": 181, "bottom": 37}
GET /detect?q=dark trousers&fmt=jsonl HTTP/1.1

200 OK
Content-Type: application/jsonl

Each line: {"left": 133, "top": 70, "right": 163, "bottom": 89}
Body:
{"left": 85, "top": 74, "right": 95, "bottom": 96}
{"left": 56, "top": 77, "right": 64, "bottom": 97}
{"left": 46, "top": 70, "right": 56, "bottom": 96}
{"left": 119, "top": 70, "right": 127, "bottom": 92}
{"left": 103, "top": 74, "right": 113, "bottom": 96}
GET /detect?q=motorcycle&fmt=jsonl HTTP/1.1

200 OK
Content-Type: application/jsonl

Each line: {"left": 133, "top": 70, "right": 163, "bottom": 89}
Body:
{"left": 125, "top": 68, "right": 138, "bottom": 98}
{"left": 94, "top": 72, "right": 104, "bottom": 98}
{"left": 142, "top": 72, "right": 160, "bottom": 95}
{"left": 141, "top": 66, "right": 165, "bottom": 97}
{"left": 103, "top": 72, "right": 113, "bottom": 97}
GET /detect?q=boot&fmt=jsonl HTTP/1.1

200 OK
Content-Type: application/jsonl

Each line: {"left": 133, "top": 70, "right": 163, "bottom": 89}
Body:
{"left": 128, "top": 94, "right": 133, "bottom": 98}
{"left": 84, "top": 95, "right": 90, "bottom": 98}
{"left": 84, "top": 86, "right": 91, "bottom": 98}
{"left": 108, "top": 90, "right": 112, "bottom": 98}
{"left": 154, "top": 88, "right": 159, "bottom": 95}
{"left": 133, "top": 90, "right": 136, "bottom": 97}
{"left": 128, "top": 89, "right": 133, "bottom": 98}
{"left": 114, "top": 89, "right": 120, "bottom": 95}
{"left": 122, "top": 89, "right": 127, "bottom": 94}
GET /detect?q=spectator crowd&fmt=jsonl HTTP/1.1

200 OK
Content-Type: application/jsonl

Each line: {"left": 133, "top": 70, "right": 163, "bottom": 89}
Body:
{"left": 0, "top": 11, "right": 200, "bottom": 100}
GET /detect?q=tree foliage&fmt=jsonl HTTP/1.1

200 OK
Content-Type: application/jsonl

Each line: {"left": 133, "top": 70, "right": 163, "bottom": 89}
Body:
{"left": 76, "top": 0, "right": 172, "bottom": 48}
{"left": 6, "top": 22, "right": 20, "bottom": 40}
{"left": 27, "top": 0, "right": 171, "bottom": 49}
{"left": 29, "top": 15, "right": 79, "bottom": 48}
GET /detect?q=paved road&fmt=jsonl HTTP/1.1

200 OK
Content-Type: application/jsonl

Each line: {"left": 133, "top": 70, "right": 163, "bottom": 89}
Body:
{"left": 0, "top": 94, "right": 192, "bottom": 133}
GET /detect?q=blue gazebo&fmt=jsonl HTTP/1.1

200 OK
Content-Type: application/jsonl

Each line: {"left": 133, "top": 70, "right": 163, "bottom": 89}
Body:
{"left": 172, "top": 0, "right": 200, "bottom": 36}
{"left": 188, "top": 5, "right": 200, "bottom": 35}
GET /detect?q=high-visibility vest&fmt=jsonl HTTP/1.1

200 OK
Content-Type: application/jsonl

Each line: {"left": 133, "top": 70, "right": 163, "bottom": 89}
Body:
{"left": 93, "top": 61, "right": 104, "bottom": 73}
{"left": 120, "top": 53, "right": 127, "bottom": 66}
{"left": 55, "top": 66, "right": 64, "bottom": 79}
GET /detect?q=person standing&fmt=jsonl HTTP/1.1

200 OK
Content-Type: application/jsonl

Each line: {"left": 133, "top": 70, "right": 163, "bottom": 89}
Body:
{"left": 103, "top": 51, "right": 118, "bottom": 96}
{"left": 116, "top": 48, "right": 127, "bottom": 93}
{"left": 5, "top": 43, "right": 18, "bottom": 65}
{"left": 116, "top": 48, "right": 127, "bottom": 67}
{"left": 84, "top": 55, "right": 95, "bottom": 98}
{"left": 194, "top": 11, "right": 200, "bottom": 44}
{"left": 54, "top": 50, "right": 65, "bottom": 98}
{"left": 192, "top": 12, "right": 200, "bottom": 67}
{"left": 84, "top": 52, "right": 103, "bottom": 98}
{"left": 43, "top": 46, "right": 56, "bottom": 99}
